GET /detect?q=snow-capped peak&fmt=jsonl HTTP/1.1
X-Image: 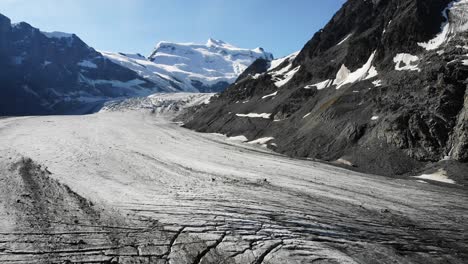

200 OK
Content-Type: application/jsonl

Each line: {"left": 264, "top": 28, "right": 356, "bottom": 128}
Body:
{"left": 207, "top": 38, "right": 227, "bottom": 47}
{"left": 102, "top": 39, "right": 274, "bottom": 93}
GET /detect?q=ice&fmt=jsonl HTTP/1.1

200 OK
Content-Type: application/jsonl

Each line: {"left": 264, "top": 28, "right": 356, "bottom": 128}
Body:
{"left": 0, "top": 95, "right": 467, "bottom": 262}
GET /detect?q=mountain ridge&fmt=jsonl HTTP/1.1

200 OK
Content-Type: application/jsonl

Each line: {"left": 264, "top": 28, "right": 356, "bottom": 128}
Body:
{"left": 0, "top": 13, "right": 167, "bottom": 115}
{"left": 184, "top": 0, "right": 468, "bottom": 177}
{"left": 102, "top": 38, "right": 273, "bottom": 93}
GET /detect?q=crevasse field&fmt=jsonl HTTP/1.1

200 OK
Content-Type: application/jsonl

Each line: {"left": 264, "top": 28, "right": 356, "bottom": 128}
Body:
{"left": 0, "top": 94, "right": 466, "bottom": 263}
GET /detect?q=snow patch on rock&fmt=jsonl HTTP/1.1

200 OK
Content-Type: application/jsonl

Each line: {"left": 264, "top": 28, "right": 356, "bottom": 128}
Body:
{"left": 393, "top": 53, "right": 420, "bottom": 71}
{"left": 268, "top": 51, "right": 299, "bottom": 72}
{"left": 305, "top": 79, "right": 333, "bottom": 90}
{"left": 336, "top": 34, "right": 353, "bottom": 46}
{"left": 248, "top": 137, "right": 275, "bottom": 145}
{"left": 372, "top": 80, "right": 382, "bottom": 87}
{"left": 77, "top": 60, "right": 97, "bottom": 69}
{"left": 236, "top": 113, "right": 271, "bottom": 119}
{"left": 333, "top": 51, "right": 377, "bottom": 89}
{"left": 417, "top": 0, "right": 468, "bottom": 50}
{"left": 227, "top": 135, "right": 249, "bottom": 142}
{"left": 262, "top": 91, "right": 278, "bottom": 99}
{"left": 414, "top": 169, "right": 455, "bottom": 184}
{"left": 274, "top": 66, "right": 301, "bottom": 87}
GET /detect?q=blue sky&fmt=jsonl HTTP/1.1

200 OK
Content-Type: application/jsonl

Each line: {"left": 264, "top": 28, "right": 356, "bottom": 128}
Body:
{"left": 0, "top": 0, "right": 345, "bottom": 58}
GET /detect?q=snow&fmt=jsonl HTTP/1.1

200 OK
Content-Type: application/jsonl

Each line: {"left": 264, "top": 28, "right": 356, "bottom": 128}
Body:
{"left": 303, "top": 113, "right": 311, "bottom": 119}
{"left": 227, "top": 135, "right": 248, "bottom": 142}
{"left": 463, "top": 59, "right": 468, "bottom": 66}
{"left": 268, "top": 51, "right": 299, "bottom": 71}
{"left": 333, "top": 51, "right": 377, "bottom": 89}
{"left": 77, "top": 60, "right": 98, "bottom": 69}
{"left": 42, "top": 31, "right": 73, "bottom": 39}
{"left": 77, "top": 74, "right": 154, "bottom": 99}
{"left": 265, "top": 51, "right": 302, "bottom": 88}
{"left": 262, "top": 91, "right": 278, "bottom": 99}
{"left": 305, "top": 79, "right": 333, "bottom": 90}
{"left": 417, "top": 0, "right": 468, "bottom": 50}
{"left": 417, "top": 1, "right": 453, "bottom": 50}
{"left": 248, "top": 137, "right": 275, "bottom": 145}
{"left": 371, "top": 116, "right": 379, "bottom": 121}
{"left": 334, "top": 158, "right": 354, "bottom": 167}
{"left": 274, "top": 66, "right": 301, "bottom": 87}
{"left": 417, "top": 20, "right": 451, "bottom": 50}
{"left": 372, "top": 80, "right": 382, "bottom": 87}
{"left": 414, "top": 169, "right": 455, "bottom": 184}
{"left": 42, "top": 61, "right": 52, "bottom": 67}
{"left": 236, "top": 113, "right": 271, "bottom": 119}
{"left": 100, "top": 51, "right": 180, "bottom": 92}
{"left": 393, "top": 53, "right": 420, "bottom": 71}
{"left": 118, "top": 38, "right": 274, "bottom": 92}
{"left": 337, "top": 34, "right": 352, "bottom": 46}
{"left": 365, "top": 66, "right": 378, "bottom": 80}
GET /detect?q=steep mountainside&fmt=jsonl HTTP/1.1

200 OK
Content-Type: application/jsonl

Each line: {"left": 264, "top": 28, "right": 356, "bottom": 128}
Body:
{"left": 102, "top": 39, "right": 273, "bottom": 93}
{"left": 0, "top": 14, "right": 166, "bottom": 116}
{"left": 185, "top": 0, "right": 468, "bottom": 177}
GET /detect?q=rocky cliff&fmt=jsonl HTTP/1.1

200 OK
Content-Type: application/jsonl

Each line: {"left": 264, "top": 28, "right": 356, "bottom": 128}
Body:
{"left": 0, "top": 14, "right": 164, "bottom": 116}
{"left": 185, "top": 0, "right": 468, "bottom": 177}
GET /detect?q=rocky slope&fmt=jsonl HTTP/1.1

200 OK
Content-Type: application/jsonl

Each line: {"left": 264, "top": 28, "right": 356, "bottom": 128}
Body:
{"left": 185, "top": 0, "right": 468, "bottom": 177}
{"left": 102, "top": 39, "right": 273, "bottom": 93}
{"left": 0, "top": 14, "right": 168, "bottom": 116}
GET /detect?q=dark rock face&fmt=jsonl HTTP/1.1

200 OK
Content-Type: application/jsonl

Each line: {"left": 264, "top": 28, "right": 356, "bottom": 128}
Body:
{"left": 191, "top": 80, "right": 230, "bottom": 93}
{"left": 185, "top": 0, "right": 468, "bottom": 177}
{"left": 0, "top": 13, "right": 161, "bottom": 116}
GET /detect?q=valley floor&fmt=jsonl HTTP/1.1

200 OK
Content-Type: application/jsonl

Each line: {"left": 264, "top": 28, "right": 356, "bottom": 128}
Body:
{"left": 0, "top": 111, "right": 467, "bottom": 263}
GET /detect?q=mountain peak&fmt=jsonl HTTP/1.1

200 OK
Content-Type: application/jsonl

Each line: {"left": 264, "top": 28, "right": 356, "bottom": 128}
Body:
{"left": 206, "top": 38, "right": 226, "bottom": 47}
